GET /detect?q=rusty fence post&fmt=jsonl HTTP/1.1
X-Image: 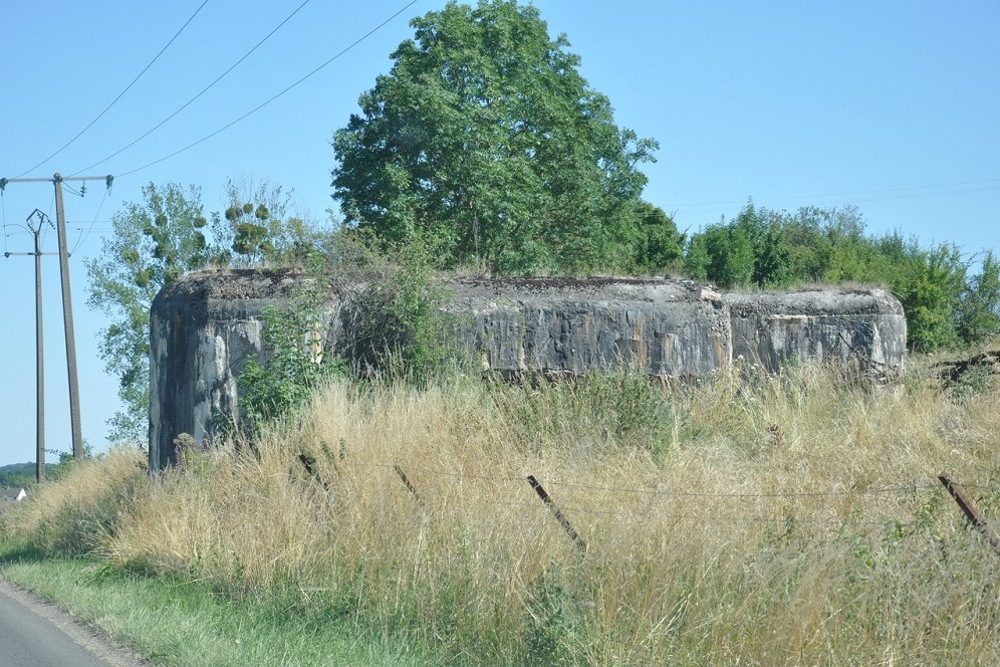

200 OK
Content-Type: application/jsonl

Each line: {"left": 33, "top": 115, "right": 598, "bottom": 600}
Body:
{"left": 394, "top": 464, "right": 423, "bottom": 506}
{"left": 938, "top": 471, "right": 1000, "bottom": 556}
{"left": 526, "top": 475, "right": 586, "bottom": 552}
{"left": 298, "top": 453, "right": 329, "bottom": 490}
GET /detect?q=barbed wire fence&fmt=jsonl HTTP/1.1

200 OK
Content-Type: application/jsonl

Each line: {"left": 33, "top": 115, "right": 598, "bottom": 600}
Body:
{"left": 288, "top": 454, "right": 1000, "bottom": 555}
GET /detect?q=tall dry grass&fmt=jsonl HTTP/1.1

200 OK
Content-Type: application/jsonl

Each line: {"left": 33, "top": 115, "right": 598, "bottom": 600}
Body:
{"left": 12, "top": 361, "right": 1000, "bottom": 665}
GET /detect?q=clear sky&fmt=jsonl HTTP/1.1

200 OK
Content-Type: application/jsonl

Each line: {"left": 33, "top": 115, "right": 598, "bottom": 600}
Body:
{"left": 1, "top": 1, "right": 997, "bottom": 465}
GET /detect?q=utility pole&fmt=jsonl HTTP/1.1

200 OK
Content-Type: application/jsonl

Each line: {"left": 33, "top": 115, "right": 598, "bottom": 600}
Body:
{"left": 3, "top": 209, "right": 57, "bottom": 483}
{"left": 0, "top": 173, "right": 113, "bottom": 461}
{"left": 52, "top": 174, "right": 83, "bottom": 461}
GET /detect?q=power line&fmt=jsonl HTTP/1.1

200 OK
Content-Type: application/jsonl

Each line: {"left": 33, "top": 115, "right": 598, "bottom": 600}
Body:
{"left": 1, "top": 174, "right": 111, "bottom": 461}
{"left": 118, "top": 0, "right": 421, "bottom": 178}
{"left": 12, "top": 0, "right": 210, "bottom": 179}
{"left": 72, "top": 0, "right": 313, "bottom": 176}
{"left": 70, "top": 188, "right": 110, "bottom": 256}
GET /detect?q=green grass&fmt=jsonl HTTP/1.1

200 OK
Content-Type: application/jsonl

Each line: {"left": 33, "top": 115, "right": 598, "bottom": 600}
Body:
{"left": 0, "top": 539, "right": 438, "bottom": 666}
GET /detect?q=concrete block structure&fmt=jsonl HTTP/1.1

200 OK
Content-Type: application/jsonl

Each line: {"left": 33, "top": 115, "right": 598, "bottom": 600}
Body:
{"left": 148, "top": 269, "right": 906, "bottom": 471}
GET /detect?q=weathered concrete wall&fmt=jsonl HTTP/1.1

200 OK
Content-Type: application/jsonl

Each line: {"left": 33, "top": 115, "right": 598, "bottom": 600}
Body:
{"left": 724, "top": 289, "right": 906, "bottom": 377}
{"left": 447, "top": 278, "right": 730, "bottom": 378}
{"left": 148, "top": 269, "right": 906, "bottom": 470}
{"left": 149, "top": 269, "right": 306, "bottom": 471}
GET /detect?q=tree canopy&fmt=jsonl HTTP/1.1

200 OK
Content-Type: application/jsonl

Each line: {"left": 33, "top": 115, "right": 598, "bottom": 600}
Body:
{"left": 331, "top": 0, "right": 671, "bottom": 275}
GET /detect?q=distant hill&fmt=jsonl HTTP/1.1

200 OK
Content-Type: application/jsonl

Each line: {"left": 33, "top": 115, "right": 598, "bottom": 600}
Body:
{"left": 0, "top": 462, "right": 35, "bottom": 487}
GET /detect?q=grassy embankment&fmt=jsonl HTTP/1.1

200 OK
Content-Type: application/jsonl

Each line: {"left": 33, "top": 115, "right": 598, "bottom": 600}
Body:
{"left": 2, "top": 355, "right": 1000, "bottom": 665}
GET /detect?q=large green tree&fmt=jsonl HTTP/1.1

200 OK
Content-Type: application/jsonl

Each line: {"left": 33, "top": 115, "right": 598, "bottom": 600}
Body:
{"left": 332, "top": 0, "right": 660, "bottom": 274}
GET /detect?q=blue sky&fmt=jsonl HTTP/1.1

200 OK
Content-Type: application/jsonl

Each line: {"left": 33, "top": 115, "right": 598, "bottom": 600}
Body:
{"left": 1, "top": 1, "right": 997, "bottom": 465}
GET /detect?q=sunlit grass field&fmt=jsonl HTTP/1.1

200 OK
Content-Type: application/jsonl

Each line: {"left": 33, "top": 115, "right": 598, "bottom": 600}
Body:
{"left": 4, "top": 355, "right": 1000, "bottom": 665}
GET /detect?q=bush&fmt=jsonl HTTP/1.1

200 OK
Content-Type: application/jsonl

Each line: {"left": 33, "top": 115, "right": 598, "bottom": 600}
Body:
{"left": 319, "top": 232, "right": 461, "bottom": 385}
{"left": 237, "top": 284, "right": 347, "bottom": 433}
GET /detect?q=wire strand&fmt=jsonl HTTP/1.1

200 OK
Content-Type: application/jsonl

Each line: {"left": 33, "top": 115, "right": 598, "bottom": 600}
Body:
{"left": 13, "top": 0, "right": 210, "bottom": 178}
{"left": 543, "top": 479, "right": 940, "bottom": 498}
{"left": 117, "top": 0, "right": 420, "bottom": 178}
{"left": 72, "top": 0, "right": 313, "bottom": 176}
{"left": 70, "top": 187, "right": 109, "bottom": 256}
{"left": 337, "top": 461, "right": 973, "bottom": 500}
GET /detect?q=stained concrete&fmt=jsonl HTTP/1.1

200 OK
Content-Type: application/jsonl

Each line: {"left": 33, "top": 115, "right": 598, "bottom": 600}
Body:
{"left": 724, "top": 288, "right": 906, "bottom": 378}
{"left": 148, "top": 269, "right": 907, "bottom": 470}
{"left": 149, "top": 269, "right": 305, "bottom": 471}
{"left": 446, "top": 278, "right": 731, "bottom": 379}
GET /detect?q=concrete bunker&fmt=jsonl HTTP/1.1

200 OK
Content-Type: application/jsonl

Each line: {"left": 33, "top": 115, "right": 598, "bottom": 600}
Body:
{"left": 148, "top": 269, "right": 906, "bottom": 471}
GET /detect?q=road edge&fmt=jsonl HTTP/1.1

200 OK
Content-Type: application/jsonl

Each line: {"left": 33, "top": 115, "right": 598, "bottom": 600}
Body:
{"left": 0, "top": 576, "right": 147, "bottom": 667}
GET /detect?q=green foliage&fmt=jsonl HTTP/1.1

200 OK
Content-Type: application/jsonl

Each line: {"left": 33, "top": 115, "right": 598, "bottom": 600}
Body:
{"left": 232, "top": 222, "right": 273, "bottom": 262}
{"left": 41, "top": 442, "right": 96, "bottom": 481}
{"left": 237, "top": 287, "right": 346, "bottom": 433}
{"left": 685, "top": 218, "right": 756, "bottom": 288}
{"left": 631, "top": 201, "right": 685, "bottom": 273}
{"left": 0, "top": 463, "right": 34, "bottom": 489}
{"left": 323, "top": 233, "right": 459, "bottom": 385}
{"left": 685, "top": 202, "right": 793, "bottom": 289}
{"left": 212, "top": 177, "right": 324, "bottom": 267}
{"left": 238, "top": 233, "right": 457, "bottom": 431}
{"left": 895, "top": 244, "right": 966, "bottom": 351}
{"left": 524, "top": 563, "right": 578, "bottom": 666}
{"left": 682, "top": 201, "right": 995, "bottom": 352}
{"left": 88, "top": 178, "right": 328, "bottom": 443}
{"left": 332, "top": 0, "right": 658, "bottom": 275}
{"left": 957, "top": 251, "right": 1000, "bottom": 344}
{"left": 85, "top": 183, "right": 215, "bottom": 443}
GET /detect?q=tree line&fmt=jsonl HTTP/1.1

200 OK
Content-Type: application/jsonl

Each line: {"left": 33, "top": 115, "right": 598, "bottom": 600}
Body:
{"left": 683, "top": 202, "right": 1000, "bottom": 352}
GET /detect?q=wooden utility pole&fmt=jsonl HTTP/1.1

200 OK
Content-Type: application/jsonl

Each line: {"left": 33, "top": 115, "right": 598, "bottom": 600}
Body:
{"left": 52, "top": 174, "right": 83, "bottom": 460}
{"left": 4, "top": 209, "right": 58, "bottom": 482}
{"left": 30, "top": 210, "right": 48, "bottom": 482}
{"left": 0, "top": 173, "right": 113, "bottom": 461}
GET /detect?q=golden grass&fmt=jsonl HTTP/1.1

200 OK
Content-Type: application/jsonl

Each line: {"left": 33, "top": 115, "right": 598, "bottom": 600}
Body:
{"left": 11, "top": 361, "right": 1000, "bottom": 665}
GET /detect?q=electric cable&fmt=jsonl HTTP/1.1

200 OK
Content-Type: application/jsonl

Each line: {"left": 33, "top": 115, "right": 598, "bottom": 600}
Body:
{"left": 70, "top": 187, "right": 109, "bottom": 256}
{"left": 12, "top": 0, "right": 211, "bottom": 179}
{"left": 117, "top": 0, "right": 420, "bottom": 178}
{"left": 72, "top": 0, "right": 313, "bottom": 176}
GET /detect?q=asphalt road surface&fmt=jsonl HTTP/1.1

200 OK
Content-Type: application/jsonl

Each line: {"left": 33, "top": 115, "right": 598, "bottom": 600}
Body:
{"left": 0, "top": 578, "right": 144, "bottom": 666}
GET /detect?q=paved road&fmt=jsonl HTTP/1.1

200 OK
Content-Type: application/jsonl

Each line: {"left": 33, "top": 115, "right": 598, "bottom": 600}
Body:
{"left": 0, "top": 579, "right": 145, "bottom": 666}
